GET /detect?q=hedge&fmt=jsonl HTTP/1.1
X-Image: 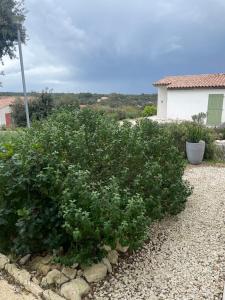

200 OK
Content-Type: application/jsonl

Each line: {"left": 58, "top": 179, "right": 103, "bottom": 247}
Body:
{"left": 0, "top": 108, "right": 191, "bottom": 264}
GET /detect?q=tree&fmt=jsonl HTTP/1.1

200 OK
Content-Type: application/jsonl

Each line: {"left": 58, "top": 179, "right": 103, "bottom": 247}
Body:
{"left": 0, "top": 0, "right": 25, "bottom": 59}
{"left": 11, "top": 89, "right": 54, "bottom": 127}
{"left": 0, "top": 0, "right": 26, "bottom": 84}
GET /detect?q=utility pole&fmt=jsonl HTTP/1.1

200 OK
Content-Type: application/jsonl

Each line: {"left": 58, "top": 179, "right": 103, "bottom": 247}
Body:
{"left": 14, "top": 16, "right": 30, "bottom": 128}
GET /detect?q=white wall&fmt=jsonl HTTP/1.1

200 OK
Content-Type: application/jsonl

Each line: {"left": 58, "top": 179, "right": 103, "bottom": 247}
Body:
{"left": 157, "top": 87, "right": 167, "bottom": 118}
{"left": 0, "top": 106, "right": 11, "bottom": 126}
{"left": 166, "top": 89, "right": 225, "bottom": 122}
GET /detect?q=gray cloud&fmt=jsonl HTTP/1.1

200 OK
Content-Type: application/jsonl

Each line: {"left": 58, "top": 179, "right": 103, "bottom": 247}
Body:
{"left": 1, "top": 0, "right": 225, "bottom": 93}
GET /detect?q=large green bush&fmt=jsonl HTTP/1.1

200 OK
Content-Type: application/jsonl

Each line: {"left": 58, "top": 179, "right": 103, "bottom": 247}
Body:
{"left": 0, "top": 109, "right": 191, "bottom": 264}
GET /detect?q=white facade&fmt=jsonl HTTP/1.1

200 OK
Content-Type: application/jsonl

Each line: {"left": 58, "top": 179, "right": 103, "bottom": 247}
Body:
{"left": 157, "top": 87, "right": 225, "bottom": 123}
{"left": 0, "top": 106, "right": 11, "bottom": 126}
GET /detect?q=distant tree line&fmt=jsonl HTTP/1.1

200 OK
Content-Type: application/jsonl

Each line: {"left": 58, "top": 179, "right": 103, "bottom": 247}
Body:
{"left": 8, "top": 90, "right": 157, "bottom": 127}
{"left": 2, "top": 92, "right": 157, "bottom": 106}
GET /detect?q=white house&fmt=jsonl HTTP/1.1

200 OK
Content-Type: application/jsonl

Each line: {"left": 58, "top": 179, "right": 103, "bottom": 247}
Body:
{"left": 153, "top": 73, "right": 225, "bottom": 126}
{"left": 0, "top": 97, "right": 15, "bottom": 127}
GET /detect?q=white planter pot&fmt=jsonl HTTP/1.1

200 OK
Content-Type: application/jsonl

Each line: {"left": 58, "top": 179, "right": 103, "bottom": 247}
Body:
{"left": 186, "top": 141, "right": 205, "bottom": 165}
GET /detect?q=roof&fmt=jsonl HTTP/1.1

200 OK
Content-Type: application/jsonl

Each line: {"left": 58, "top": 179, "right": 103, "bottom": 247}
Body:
{"left": 153, "top": 73, "right": 225, "bottom": 89}
{"left": 0, "top": 97, "right": 15, "bottom": 109}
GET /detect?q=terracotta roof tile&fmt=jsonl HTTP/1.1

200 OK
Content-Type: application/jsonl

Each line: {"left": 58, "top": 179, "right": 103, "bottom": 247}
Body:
{"left": 153, "top": 73, "right": 225, "bottom": 89}
{"left": 0, "top": 97, "right": 15, "bottom": 109}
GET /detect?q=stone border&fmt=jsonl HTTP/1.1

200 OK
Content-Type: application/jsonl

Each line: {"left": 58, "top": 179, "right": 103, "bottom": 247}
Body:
{"left": 0, "top": 253, "right": 65, "bottom": 299}
{"left": 0, "top": 243, "right": 128, "bottom": 300}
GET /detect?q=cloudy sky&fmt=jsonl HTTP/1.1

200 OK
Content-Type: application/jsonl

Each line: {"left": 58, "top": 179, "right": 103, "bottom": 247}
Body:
{"left": 1, "top": 0, "right": 225, "bottom": 93}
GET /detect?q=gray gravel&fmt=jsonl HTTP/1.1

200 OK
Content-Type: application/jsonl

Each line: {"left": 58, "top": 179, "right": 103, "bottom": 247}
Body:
{"left": 92, "top": 166, "right": 225, "bottom": 300}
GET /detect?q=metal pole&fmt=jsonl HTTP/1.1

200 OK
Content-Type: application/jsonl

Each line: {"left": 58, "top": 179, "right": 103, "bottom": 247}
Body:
{"left": 17, "top": 25, "right": 30, "bottom": 128}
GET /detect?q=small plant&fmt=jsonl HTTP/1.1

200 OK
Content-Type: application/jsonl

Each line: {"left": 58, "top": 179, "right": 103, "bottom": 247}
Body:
{"left": 186, "top": 124, "right": 205, "bottom": 143}
{"left": 192, "top": 112, "right": 206, "bottom": 125}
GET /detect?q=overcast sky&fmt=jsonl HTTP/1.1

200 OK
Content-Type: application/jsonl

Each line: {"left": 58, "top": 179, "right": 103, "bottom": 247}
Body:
{"left": 1, "top": 0, "right": 225, "bottom": 93}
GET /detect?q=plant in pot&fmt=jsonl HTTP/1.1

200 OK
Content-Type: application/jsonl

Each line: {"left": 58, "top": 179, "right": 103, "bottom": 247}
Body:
{"left": 186, "top": 124, "right": 205, "bottom": 165}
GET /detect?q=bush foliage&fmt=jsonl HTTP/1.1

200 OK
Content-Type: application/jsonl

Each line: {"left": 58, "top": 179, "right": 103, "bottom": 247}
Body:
{"left": 0, "top": 109, "right": 191, "bottom": 264}
{"left": 142, "top": 105, "right": 157, "bottom": 117}
{"left": 164, "top": 122, "right": 216, "bottom": 160}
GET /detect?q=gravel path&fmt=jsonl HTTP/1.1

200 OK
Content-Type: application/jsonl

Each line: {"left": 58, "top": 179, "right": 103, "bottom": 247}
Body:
{"left": 93, "top": 166, "right": 225, "bottom": 300}
{"left": 0, "top": 274, "right": 37, "bottom": 300}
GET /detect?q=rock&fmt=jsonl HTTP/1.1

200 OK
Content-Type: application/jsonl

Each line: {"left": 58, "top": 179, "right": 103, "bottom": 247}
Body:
{"left": 103, "top": 245, "right": 112, "bottom": 252}
{"left": 0, "top": 253, "right": 10, "bottom": 269}
{"left": 71, "top": 263, "right": 79, "bottom": 269}
{"left": 50, "top": 264, "right": 61, "bottom": 271}
{"left": 40, "top": 255, "right": 53, "bottom": 265}
{"left": 42, "top": 269, "right": 69, "bottom": 286}
{"left": 4, "top": 262, "right": 43, "bottom": 297}
{"left": 15, "top": 269, "right": 31, "bottom": 286}
{"left": 43, "top": 289, "right": 65, "bottom": 300}
{"left": 107, "top": 250, "right": 119, "bottom": 265}
{"left": 77, "top": 269, "right": 83, "bottom": 277}
{"left": 5, "top": 263, "right": 31, "bottom": 286}
{"left": 61, "top": 278, "right": 90, "bottom": 300}
{"left": 61, "top": 288, "right": 80, "bottom": 300}
{"left": 102, "top": 258, "right": 112, "bottom": 273}
{"left": 83, "top": 263, "right": 107, "bottom": 283}
{"left": 62, "top": 267, "right": 77, "bottom": 280}
{"left": 19, "top": 254, "right": 31, "bottom": 265}
{"left": 7, "top": 254, "right": 14, "bottom": 262}
{"left": 5, "top": 264, "right": 43, "bottom": 297}
{"left": 31, "top": 255, "right": 52, "bottom": 270}
{"left": 24, "top": 282, "right": 43, "bottom": 297}
{"left": 32, "top": 277, "right": 40, "bottom": 285}
{"left": 30, "top": 258, "right": 51, "bottom": 275}
{"left": 30, "top": 256, "right": 44, "bottom": 269}
{"left": 38, "top": 264, "right": 51, "bottom": 275}
{"left": 70, "top": 278, "right": 90, "bottom": 296}
{"left": 116, "top": 241, "right": 129, "bottom": 253}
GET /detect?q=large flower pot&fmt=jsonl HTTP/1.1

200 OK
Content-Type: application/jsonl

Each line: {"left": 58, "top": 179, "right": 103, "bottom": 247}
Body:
{"left": 186, "top": 141, "right": 205, "bottom": 165}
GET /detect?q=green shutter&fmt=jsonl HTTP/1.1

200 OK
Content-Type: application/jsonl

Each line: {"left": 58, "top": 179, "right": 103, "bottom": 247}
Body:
{"left": 207, "top": 94, "right": 224, "bottom": 126}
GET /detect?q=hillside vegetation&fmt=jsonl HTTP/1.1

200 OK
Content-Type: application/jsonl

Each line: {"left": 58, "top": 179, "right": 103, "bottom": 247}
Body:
{"left": 2, "top": 91, "right": 157, "bottom": 126}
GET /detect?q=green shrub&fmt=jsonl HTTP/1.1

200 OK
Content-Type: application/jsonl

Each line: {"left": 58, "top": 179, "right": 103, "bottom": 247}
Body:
{"left": 0, "top": 130, "right": 18, "bottom": 144}
{"left": 142, "top": 105, "right": 157, "bottom": 117}
{"left": 164, "top": 122, "right": 216, "bottom": 160}
{"left": 0, "top": 108, "right": 191, "bottom": 263}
